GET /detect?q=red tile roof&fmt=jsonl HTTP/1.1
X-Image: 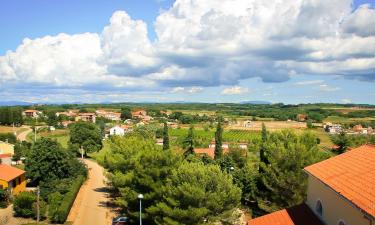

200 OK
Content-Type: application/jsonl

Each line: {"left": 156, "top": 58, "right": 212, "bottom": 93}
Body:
{"left": 0, "top": 164, "right": 25, "bottom": 182}
{"left": 0, "top": 153, "right": 12, "bottom": 159}
{"left": 194, "top": 148, "right": 229, "bottom": 158}
{"left": 304, "top": 144, "right": 375, "bottom": 219}
{"left": 248, "top": 204, "right": 323, "bottom": 225}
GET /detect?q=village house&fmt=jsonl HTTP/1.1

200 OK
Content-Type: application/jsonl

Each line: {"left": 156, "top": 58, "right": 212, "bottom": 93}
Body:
{"left": 324, "top": 123, "right": 343, "bottom": 134}
{"left": 0, "top": 164, "right": 26, "bottom": 196}
{"left": 0, "top": 153, "right": 12, "bottom": 166}
{"left": 238, "top": 143, "right": 248, "bottom": 149}
{"left": 109, "top": 125, "right": 132, "bottom": 136}
{"left": 243, "top": 120, "right": 253, "bottom": 128}
{"left": 156, "top": 138, "right": 164, "bottom": 146}
{"left": 193, "top": 148, "right": 230, "bottom": 159}
{"left": 55, "top": 110, "right": 78, "bottom": 118}
{"left": 296, "top": 114, "right": 308, "bottom": 122}
{"left": 209, "top": 140, "right": 229, "bottom": 149}
{"left": 22, "top": 109, "right": 42, "bottom": 118}
{"left": 248, "top": 144, "right": 375, "bottom": 225}
{"left": 0, "top": 141, "right": 14, "bottom": 155}
{"left": 96, "top": 110, "right": 121, "bottom": 121}
{"left": 131, "top": 110, "right": 147, "bottom": 119}
{"left": 75, "top": 113, "right": 96, "bottom": 123}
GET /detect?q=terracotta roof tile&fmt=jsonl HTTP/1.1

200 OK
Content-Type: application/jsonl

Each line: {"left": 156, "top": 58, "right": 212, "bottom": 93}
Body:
{"left": 0, "top": 164, "right": 25, "bottom": 182}
{"left": 248, "top": 204, "right": 323, "bottom": 225}
{"left": 304, "top": 144, "right": 375, "bottom": 219}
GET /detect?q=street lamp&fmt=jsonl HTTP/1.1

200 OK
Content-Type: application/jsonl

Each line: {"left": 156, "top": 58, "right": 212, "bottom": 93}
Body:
{"left": 138, "top": 194, "right": 144, "bottom": 225}
{"left": 230, "top": 166, "right": 234, "bottom": 172}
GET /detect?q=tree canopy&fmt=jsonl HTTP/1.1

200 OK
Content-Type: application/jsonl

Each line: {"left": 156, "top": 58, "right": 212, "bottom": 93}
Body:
{"left": 69, "top": 121, "right": 102, "bottom": 154}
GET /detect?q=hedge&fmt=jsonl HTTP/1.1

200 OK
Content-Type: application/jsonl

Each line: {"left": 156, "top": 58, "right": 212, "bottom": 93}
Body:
{"left": 50, "top": 175, "right": 86, "bottom": 223}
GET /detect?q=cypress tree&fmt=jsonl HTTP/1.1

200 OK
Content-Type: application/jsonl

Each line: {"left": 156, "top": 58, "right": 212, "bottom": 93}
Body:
{"left": 214, "top": 118, "right": 223, "bottom": 160}
{"left": 184, "top": 125, "right": 195, "bottom": 156}
{"left": 162, "top": 122, "right": 169, "bottom": 150}
{"left": 259, "top": 123, "right": 269, "bottom": 172}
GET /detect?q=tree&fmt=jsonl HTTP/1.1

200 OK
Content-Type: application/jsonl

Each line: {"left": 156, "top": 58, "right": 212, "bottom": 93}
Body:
{"left": 25, "top": 138, "right": 85, "bottom": 186}
{"left": 102, "top": 135, "right": 181, "bottom": 224}
{"left": 183, "top": 125, "right": 195, "bottom": 156}
{"left": 0, "top": 133, "right": 17, "bottom": 144}
{"left": 162, "top": 122, "right": 169, "bottom": 150}
{"left": 147, "top": 162, "right": 241, "bottom": 225}
{"left": 331, "top": 131, "right": 351, "bottom": 154}
{"left": 259, "top": 123, "right": 268, "bottom": 173}
{"left": 256, "top": 130, "right": 328, "bottom": 213}
{"left": 46, "top": 111, "right": 58, "bottom": 127}
{"left": 214, "top": 118, "right": 223, "bottom": 160}
{"left": 120, "top": 107, "right": 132, "bottom": 120}
{"left": 69, "top": 122, "right": 102, "bottom": 155}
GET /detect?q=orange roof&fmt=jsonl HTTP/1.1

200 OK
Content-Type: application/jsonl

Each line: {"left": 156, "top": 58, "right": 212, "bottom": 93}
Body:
{"left": 0, "top": 153, "right": 12, "bottom": 159}
{"left": 248, "top": 204, "right": 323, "bottom": 225}
{"left": 194, "top": 148, "right": 229, "bottom": 158}
{"left": 304, "top": 144, "right": 375, "bottom": 219}
{"left": 0, "top": 164, "right": 25, "bottom": 182}
{"left": 24, "top": 109, "right": 39, "bottom": 113}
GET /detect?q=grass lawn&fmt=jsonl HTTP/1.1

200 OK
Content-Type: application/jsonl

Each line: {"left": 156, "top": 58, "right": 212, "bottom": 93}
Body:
{"left": 0, "top": 125, "right": 27, "bottom": 134}
{"left": 27, "top": 129, "right": 70, "bottom": 148}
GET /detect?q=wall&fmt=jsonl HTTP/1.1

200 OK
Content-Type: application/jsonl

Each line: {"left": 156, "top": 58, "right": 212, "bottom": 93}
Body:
{"left": 0, "top": 174, "right": 26, "bottom": 196}
{"left": 0, "top": 142, "right": 14, "bottom": 155}
{"left": 306, "top": 175, "right": 374, "bottom": 225}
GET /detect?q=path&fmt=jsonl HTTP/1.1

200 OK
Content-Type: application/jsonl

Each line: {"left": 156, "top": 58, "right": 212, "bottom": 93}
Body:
{"left": 67, "top": 159, "right": 115, "bottom": 225}
{"left": 16, "top": 126, "right": 32, "bottom": 142}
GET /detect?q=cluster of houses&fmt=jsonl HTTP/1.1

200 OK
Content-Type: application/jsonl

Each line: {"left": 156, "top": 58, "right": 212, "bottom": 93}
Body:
{"left": 324, "top": 122, "right": 374, "bottom": 135}
{"left": 193, "top": 140, "right": 248, "bottom": 158}
{"left": 248, "top": 144, "right": 375, "bottom": 225}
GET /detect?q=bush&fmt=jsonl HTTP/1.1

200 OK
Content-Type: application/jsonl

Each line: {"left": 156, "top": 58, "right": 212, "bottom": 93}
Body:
{"left": 13, "top": 192, "right": 45, "bottom": 219}
{"left": 51, "top": 175, "right": 85, "bottom": 223}
{"left": 47, "top": 192, "right": 63, "bottom": 221}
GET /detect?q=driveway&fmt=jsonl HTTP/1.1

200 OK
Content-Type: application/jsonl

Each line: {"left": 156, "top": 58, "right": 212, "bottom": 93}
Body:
{"left": 67, "top": 159, "right": 115, "bottom": 225}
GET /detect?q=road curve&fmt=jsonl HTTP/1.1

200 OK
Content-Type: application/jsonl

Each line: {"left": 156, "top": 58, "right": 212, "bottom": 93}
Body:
{"left": 67, "top": 159, "right": 114, "bottom": 225}
{"left": 16, "top": 126, "right": 32, "bottom": 142}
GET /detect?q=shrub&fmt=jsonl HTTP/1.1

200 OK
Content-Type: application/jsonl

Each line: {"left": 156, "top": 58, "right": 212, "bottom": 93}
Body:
{"left": 47, "top": 192, "right": 63, "bottom": 221}
{"left": 13, "top": 192, "right": 36, "bottom": 218}
{"left": 51, "top": 175, "right": 85, "bottom": 223}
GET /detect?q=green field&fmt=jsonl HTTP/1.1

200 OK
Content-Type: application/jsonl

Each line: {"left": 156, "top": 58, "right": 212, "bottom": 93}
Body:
{"left": 27, "top": 129, "right": 70, "bottom": 148}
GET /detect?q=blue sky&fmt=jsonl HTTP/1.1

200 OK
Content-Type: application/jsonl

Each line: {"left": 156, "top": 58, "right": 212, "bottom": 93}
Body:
{"left": 0, "top": 0, "right": 374, "bottom": 104}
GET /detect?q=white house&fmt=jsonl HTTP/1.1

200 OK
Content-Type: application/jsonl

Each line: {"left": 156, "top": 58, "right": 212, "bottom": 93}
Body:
{"left": 109, "top": 125, "right": 131, "bottom": 136}
{"left": 243, "top": 120, "right": 252, "bottom": 128}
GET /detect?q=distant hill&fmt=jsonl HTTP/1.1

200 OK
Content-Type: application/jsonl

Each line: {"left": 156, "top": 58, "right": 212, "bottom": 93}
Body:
{"left": 240, "top": 100, "right": 272, "bottom": 105}
{"left": 0, "top": 101, "right": 33, "bottom": 106}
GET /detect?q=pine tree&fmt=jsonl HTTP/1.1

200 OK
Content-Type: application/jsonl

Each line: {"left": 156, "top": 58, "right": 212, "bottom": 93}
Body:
{"left": 163, "top": 122, "right": 170, "bottom": 150}
{"left": 183, "top": 125, "right": 194, "bottom": 156}
{"left": 214, "top": 118, "right": 223, "bottom": 160}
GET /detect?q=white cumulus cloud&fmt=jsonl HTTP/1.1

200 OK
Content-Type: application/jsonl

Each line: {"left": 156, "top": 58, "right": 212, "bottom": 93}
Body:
{"left": 222, "top": 86, "right": 249, "bottom": 95}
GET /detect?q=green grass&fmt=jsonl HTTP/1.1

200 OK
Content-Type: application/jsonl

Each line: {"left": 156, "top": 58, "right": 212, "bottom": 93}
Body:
{"left": 26, "top": 129, "right": 70, "bottom": 148}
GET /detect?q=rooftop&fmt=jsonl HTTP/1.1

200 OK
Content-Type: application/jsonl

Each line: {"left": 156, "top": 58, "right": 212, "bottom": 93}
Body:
{"left": 0, "top": 164, "right": 25, "bottom": 182}
{"left": 248, "top": 204, "right": 323, "bottom": 225}
{"left": 304, "top": 144, "right": 375, "bottom": 219}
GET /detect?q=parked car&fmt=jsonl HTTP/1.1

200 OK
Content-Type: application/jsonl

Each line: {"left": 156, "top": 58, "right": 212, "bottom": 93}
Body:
{"left": 112, "top": 217, "right": 129, "bottom": 225}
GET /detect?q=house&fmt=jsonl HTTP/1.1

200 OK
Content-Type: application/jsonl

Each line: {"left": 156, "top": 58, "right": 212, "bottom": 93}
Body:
{"left": 352, "top": 124, "right": 363, "bottom": 132}
{"left": 109, "top": 125, "right": 131, "bottom": 136}
{"left": 0, "top": 153, "right": 12, "bottom": 166}
{"left": 156, "top": 138, "right": 164, "bottom": 146}
{"left": 22, "top": 109, "right": 42, "bottom": 118}
{"left": 243, "top": 120, "right": 252, "bottom": 128}
{"left": 167, "top": 122, "right": 178, "bottom": 129}
{"left": 56, "top": 110, "right": 78, "bottom": 118}
{"left": 132, "top": 110, "right": 147, "bottom": 119}
{"left": 209, "top": 140, "right": 229, "bottom": 149}
{"left": 324, "top": 123, "right": 342, "bottom": 134}
{"left": 238, "top": 143, "right": 248, "bottom": 149}
{"left": 61, "top": 120, "right": 74, "bottom": 128}
{"left": 248, "top": 144, "right": 375, "bottom": 225}
{"left": 193, "top": 148, "right": 230, "bottom": 159}
{"left": 0, "top": 141, "right": 14, "bottom": 155}
{"left": 296, "top": 114, "right": 307, "bottom": 122}
{"left": 96, "top": 110, "right": 122, "bottom": 121}
{"left": 0, "top": 164, "right": 26, "bottom": 196}
{"left": 75, "top": 113, "right": 96, "bottom": 123}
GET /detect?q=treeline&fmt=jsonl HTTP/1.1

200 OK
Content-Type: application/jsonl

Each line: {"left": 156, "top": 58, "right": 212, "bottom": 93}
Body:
{"left": 0, "top": 107, "right": 23, "bottom": 125}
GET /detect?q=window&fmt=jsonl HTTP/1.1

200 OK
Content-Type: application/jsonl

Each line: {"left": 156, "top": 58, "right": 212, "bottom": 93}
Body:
{"left": 338, "top": 220, "right": 346, "bottom": 225}
{"left": 315, "top": 200, "right": 323, "bottom": 216}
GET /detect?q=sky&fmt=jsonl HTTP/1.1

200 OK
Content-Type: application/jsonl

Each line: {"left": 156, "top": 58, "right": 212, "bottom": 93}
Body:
{"left": 0, "top": 0, "right": 374, "bottom": 104}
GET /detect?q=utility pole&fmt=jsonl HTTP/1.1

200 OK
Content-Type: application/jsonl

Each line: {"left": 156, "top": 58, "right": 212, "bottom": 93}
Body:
{"left": 36, "top": 186, "right": 40, "bottom": 225}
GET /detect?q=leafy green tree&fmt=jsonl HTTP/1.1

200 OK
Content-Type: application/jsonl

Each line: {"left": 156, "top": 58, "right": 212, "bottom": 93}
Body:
{"left": 147, "top": 162, "right": 241, "bottom": 225}
{"left": 163, "top": 122, "right": 169, "bottom": 150}
{"left": 13, "top": 191, "right": 46, "bottom": 219}
{"left": 331, "top": 131, "right": 351, "bottom": 154}
{"left": 0, "top": 133, "right": 17, "bottom": 144}
{"left": 25, "top": 138, "right": 85, "bottom": 186}
{"left": 120, "top": 107, "right": 132, "bottom": 120}
{"left": 256, "top": 130, "right": 328, "bottom": 213}
{"left": 102, "top": 135, "right": 181, "bottom": 224}
{"left": 69, "top": 122, "right": 102, "bottom": 155}
{"left": 214, "top": 119, "right": 223, "bottom": 160}
{"left": 46, "top": 111, "right": 58, "bottom": 127}
{"left": 183, "top": 125, "right": 194, "bottom": 156}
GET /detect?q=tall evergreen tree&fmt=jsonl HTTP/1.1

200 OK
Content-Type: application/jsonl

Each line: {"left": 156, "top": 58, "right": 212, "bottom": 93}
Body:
{"left": 183, "top": 125, "right": 194, "bottom": 156}
{"left": 214, "top": 118, "right": 223, "bottom": 160}
{"left": 163, "top": 122, "right": 170, "bottom": 150}
{"left": 259, "top": 123, "right": 268, "bottom": 171}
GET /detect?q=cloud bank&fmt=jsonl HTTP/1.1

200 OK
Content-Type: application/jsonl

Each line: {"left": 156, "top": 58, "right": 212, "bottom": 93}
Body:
{"left": 0, "top": 0, "right": 374, "bottom": 98}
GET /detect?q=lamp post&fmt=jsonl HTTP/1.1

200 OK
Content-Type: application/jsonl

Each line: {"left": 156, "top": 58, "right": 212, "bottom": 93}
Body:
{"left": 138, "top": 194, "right": 144, "bottom": 225}
{"left": 230, "top": 166, "right": 234, "bottom": 173}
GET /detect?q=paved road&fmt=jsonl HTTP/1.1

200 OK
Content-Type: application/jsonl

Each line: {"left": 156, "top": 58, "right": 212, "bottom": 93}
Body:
{"left": 16, "top": 126, "right": 32, "bottom": 141}
{"left": 67, "top": 159, "right": 114, "bottom": 225}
